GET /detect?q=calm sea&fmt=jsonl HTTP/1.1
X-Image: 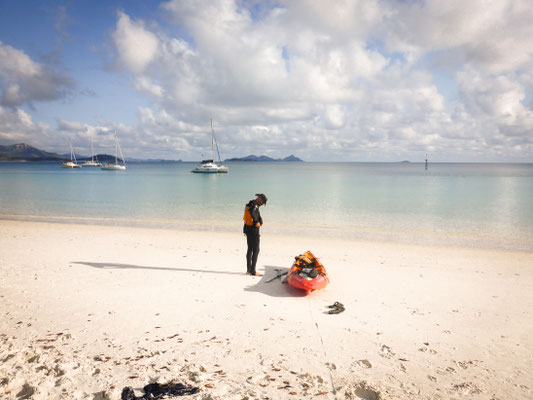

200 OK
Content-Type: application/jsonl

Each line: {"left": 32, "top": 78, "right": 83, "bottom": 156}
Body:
{"left": 1, "top": 161, "right": 532, "bottom": 251}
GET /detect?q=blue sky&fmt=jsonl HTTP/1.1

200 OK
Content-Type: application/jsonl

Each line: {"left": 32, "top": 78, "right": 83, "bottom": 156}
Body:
{"left": 0, "top": 1, "right": 150, "bottom": 124}
{"left": 0, "top": 0, "right": 532, "bottom": 161}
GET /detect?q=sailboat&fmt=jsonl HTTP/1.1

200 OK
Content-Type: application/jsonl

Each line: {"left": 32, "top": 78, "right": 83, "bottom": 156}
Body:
{"left": 82, "top": 137, "right": 102, "bottom": 167}
{"left": 101, "top": 132, "right": 126, "bottom": 171}
{"left": 191, "top": 119, "right": 228, "bottom": 173}
{"left": 61, "top": 143, "right": 82, "bottom": 168}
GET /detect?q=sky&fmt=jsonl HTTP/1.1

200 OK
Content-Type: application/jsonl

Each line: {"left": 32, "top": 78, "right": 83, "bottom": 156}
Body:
{"left": 0, "top": 0, "right": 532, "bottom": 162}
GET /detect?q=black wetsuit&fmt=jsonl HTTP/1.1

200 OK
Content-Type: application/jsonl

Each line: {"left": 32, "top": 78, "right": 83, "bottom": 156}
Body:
{"left": 243, "top": 199, "right": 263, "bottom": 275}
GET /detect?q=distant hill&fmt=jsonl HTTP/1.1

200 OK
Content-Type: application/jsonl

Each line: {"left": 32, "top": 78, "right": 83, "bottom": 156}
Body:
{"left": 78, "top": 154, "right": 123, "bottom": 163}
{"left": 0, "top": 143, "right": 181, "bottom": 162}
{"left": 0, "top": 143, "right": 63, "bottom": 161}
{"left": 141, "top": 158, "right": 183, "bottom": 163}
{"left": 225, "top": 154, "right": 303, "bottom": 162}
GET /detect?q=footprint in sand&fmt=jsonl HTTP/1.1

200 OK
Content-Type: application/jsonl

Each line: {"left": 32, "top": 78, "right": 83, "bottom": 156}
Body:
{"left": 353, "top": 359, "right": 373, "bottom": 369}
{"left": 350, "top": 382, "right": 382, "bottom": 400}
{"left": 451, "top": 382, "right": 481, "bottom": 395}
{"left": 16, "top": 383, "right": 35, "bottom": 399}
{"left": 456, "top": 360, "right": 481, "bottom": 370}
{"left": 379, "top": 345, "right": 395, "bottom": 359}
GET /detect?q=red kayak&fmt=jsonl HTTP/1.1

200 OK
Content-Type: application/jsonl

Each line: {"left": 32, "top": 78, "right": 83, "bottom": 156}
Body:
{"left": 287, "top": 251, "right": 329, "bottom": 295}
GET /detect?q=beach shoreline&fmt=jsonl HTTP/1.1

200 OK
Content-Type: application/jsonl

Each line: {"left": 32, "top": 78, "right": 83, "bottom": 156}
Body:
{"left": 1, "top": 213, "right": 531, "bottom": 253}
{"left": 1, "top": 219, "right": 532, "bottom": 399}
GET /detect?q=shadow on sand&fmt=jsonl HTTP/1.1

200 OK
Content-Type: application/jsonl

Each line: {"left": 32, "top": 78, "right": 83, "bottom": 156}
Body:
{"left": 245, "top": 265, "right": 306, "bottom": 298}
{"left": 72, "top": 261, "right": 243, "bottom": 276}
{"left": 74, "top": 262, "right": 306, "bottom": 297}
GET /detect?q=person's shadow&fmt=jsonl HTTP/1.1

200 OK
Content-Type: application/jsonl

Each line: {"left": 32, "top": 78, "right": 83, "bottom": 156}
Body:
{"left": 72, "top": 261, "right": 243, "bottom": 276}
{"left": 73, "top": 261, "right": 307, "bottom": 297}
{"left": 244, "top": 265, "right": 306, "bottom": 298}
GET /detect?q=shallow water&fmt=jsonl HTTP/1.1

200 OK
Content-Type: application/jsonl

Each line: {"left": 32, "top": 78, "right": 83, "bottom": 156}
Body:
{"left": 1, "top": 161, "right": 532, "bottom": 251}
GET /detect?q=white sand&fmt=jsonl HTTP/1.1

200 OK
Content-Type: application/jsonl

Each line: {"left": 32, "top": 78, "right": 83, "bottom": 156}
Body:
{"left": 1, "top": 219, "right": 532, "bottom": 399}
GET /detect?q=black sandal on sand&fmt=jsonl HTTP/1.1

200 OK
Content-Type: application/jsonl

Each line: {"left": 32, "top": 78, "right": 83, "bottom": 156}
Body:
{"left": 327, "top": 301, "right": 345, "bottom": 314}
{"left": 328, "top": 305, "right": 345, "bottom": 314}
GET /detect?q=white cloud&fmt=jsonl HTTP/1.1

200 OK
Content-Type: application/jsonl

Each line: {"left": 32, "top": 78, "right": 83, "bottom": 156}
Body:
{"left": 109, "top": 0, "right": 533, "bottom": 161}
{"left": 384, "top": 0, "right": 533, "bottom": 74}
{"left": 2, "top": 0, "right": 532, "bottom": 162}
{"left": 277, "top": 0, "right": 384, "bottom": 41}
{"left": 112, "top": 11, "right": 159, "bottom": 74}
{"left": 0, "top": 109, "right": 125, "bottom": 156}
{"left": 323, "top": 105, "right": 345, "bottom": 129}
{"left": 0, "top": 106, "right": 51, "bottom": 145}
{"left": 133, "top": 76, "right": 164, "bottom": 97}
{"left": 0, "top": 41, "right": 74, "bottom": 107}
{"left": 57, "top": 119, "right": 86, "bottom": 132}
{"left": 457, "top": 69, "right": 531, "bottom": 123}
{"left": 132, "top": 1, "right": 392, "bottom": 121}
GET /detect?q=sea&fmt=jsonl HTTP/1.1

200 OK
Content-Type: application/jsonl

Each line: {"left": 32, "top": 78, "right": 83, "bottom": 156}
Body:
{"left": 1, "top": 161, "right": 532, "bottom": 251}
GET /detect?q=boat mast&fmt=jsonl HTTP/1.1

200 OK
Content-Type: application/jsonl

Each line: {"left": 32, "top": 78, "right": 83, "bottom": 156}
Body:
{"left": 211, "top": 119, "right": 215, "bottom": 161}
{"left": 211, "top": 119, "right": 223, "bottom": 163}
{"left": 115, "top": 131, "right": 126, "bottom": 166}
{"left": 90, "top": 137, "right": 94, "bottom": 162}
{"left": 70, "top": 142, "right": 77, "bottom": 163}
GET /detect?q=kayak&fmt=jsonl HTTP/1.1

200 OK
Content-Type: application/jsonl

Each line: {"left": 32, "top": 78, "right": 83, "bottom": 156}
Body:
{"left": 287, "top": 251, "right": 329, "bottom": 295}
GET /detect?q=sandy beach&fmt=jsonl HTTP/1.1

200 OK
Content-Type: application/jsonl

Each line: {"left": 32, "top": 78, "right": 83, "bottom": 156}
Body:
{"left": 1, "top": 219, "right": 532, "bottom": 399}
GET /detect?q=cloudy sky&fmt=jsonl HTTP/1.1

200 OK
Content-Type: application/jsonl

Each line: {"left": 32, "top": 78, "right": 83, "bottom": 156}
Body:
{"left": 0, "top": 0, "right": 532, "bottom": 162}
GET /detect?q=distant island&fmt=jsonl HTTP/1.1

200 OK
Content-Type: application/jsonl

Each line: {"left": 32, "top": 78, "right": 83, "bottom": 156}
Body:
{"left": 224, "top": 154, "right": 303, "bottom": 162}
{"left": 0, "top": 143, "right": 180, "bottom": 163}
{"left": 78, "top": 154, "right": 123, "bottom": 163}
{"left": 0, "top": 143, "right": 64, "bottom": 161}
{"left": 1, "top": 143, "right": 305, "bottom": 163}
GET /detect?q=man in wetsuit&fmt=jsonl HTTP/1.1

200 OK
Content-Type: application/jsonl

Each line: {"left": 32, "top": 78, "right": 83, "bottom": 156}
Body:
{"left": 243, "top": 193, "right": 268, "bottom": 276}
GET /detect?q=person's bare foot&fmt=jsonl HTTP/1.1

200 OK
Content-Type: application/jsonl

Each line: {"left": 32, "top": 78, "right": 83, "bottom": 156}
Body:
{"left": 252, "top": 273, "right": 262, "bottom": 276}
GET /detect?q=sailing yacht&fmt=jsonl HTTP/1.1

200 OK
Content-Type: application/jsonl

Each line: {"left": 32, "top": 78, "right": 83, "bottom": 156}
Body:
{"left": 61, "top": 143, "right": 82, "bottom": 168}
{"left": 101, "top": 132, "right": 126, "bottom": 171}
{"left": 82, "top": 137, "right": 102, "bottom": 167}
{"left": 191, "top": 119, "right": 228, "bottom": 173}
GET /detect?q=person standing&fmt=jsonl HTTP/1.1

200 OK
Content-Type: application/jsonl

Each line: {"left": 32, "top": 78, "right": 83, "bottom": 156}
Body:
{"left": 243, "top": 193, "right": 268, "bottom": 276}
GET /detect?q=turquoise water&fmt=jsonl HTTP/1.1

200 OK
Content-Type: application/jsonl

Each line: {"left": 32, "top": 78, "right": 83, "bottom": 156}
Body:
{"left": 1, "top": 161, "right": 532, "bottom": 251}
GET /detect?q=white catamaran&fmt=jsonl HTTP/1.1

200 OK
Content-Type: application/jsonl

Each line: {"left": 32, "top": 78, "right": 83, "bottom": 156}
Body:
{"left": 191, "top": 119, "right": 228, "bottom": 173}
{"left": 61, "top": 143, "right": 82, "bottom": 168}
{"left": 101, "top": 132, "right": 126, "bottom": 171}
{"left": 82, "top": 137, "right": 102, "bottom": 167}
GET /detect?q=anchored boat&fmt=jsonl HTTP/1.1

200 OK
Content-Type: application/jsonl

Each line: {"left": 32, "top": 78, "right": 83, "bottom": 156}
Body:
{"left": 61, "top": 143, "right": 81, "bottom": 168}
{"left": 82, "top": 136, "right": 102, "bottom": 167}
{"left": 101, "top": 132, "right": 126, "bottom": 171}
{"left": 191, "top": 119, "right": 228, "bottom": 173}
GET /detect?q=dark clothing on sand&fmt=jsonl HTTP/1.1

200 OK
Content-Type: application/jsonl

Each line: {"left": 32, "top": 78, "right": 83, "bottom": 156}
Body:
{"left": 121, "top": 382, "right": 199, "bottom": 399}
